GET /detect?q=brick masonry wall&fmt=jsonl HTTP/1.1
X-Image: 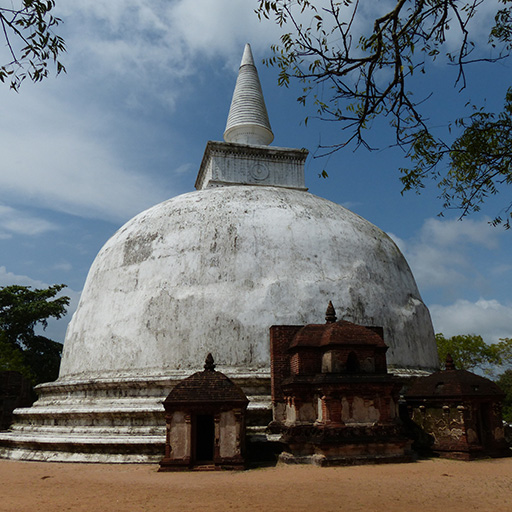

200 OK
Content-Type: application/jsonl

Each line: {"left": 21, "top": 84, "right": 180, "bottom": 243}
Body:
{"left": 269, "top": 325, "right": 302, "bottom": 402}
{"left": 295, "top": 348, "right": 321, "bottom": 375}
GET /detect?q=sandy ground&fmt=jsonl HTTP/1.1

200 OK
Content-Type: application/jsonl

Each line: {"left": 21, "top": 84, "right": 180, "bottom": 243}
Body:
{"left": 1, "top": 458, "right": 512, "bottom": 512}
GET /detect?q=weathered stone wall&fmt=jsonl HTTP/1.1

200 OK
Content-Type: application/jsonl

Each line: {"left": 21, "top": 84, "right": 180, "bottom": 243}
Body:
{"left": 219, "top": 410, "right": 238, "bottom": 459}
{"left": 169, "top": 411, "right": 190, "bottom": 460}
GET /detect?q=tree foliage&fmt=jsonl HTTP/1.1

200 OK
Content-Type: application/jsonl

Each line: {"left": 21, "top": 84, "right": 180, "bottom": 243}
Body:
{"left": 495, "top": 369, "right": 512, "bottom": 422}
{"left": 436, "top": 333, "right": 512, "bottom": 375}
{"left": 257, "top": 0, "right": 512, "bottom": 227}
{"left": 0, "top": 330, "right": 28, "bottom": 376}
{"left": 0, "top": 0, "right": 66, "bottom": 91}
{"left": 401, "top": 89, "right": 512, "bottom": 228}
{"left": 0, "top": 284, "right": 69, "bottom": 384}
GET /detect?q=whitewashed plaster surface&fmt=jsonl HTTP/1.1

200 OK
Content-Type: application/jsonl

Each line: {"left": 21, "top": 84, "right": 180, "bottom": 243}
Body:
{"left": 60, "top": 186, "right": 439, "bottom": 381}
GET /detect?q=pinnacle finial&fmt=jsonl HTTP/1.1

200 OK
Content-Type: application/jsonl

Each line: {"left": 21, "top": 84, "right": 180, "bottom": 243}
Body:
{"left": 325, "top": 301, "right": 337, "bottom": 323}
{"left": 224, "top": 43, "right": 274, "bottom": 146}
{"left": 240, "top": 43, "right": 255, "bottom": 66}
{"left": 445, "top": 353, "right": 455, "bottom": 371}
{"left": 204, "top": 353, "right": 216, "bottom": 371}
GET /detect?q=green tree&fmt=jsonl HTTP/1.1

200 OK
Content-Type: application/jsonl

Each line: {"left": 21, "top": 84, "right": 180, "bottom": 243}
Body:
{"left": 257, "top": 0, "right": 512, "bottom": 227}
{"left": 495, "top": 369, "right": 512, "bottom": 422}
{"left": 0, "top": 284, "right": 69, "bottom": 384}
{"left": 0, "top": 330, "right": 29, "bottom": 377}
{"left": 0, "top": 0, "right": 66, "bottom": 91}
{"left": 436, "top": 333, "right": 512, "bottom": 375}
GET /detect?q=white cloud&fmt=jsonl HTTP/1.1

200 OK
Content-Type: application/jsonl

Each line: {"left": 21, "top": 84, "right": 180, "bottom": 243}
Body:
{"left": 430, "top": 299, "right": 512, "bottom": 344}
{"left": 58, "top": 1, "right": 281, "bottom": 98}
{"left": 389, "top": 217, "right": 502, "bottom": 293}
{"left": 491, "top": 264, "right": 512, "bottom": 276}
{"left": 340, "top": 201, "right": 362, "bottom": 211}
{"left": 0, "top": 205, "right": 58, "bottom": 237}
{"left": 52, "top": 262, "right": 73, "bottom": 273}
{"left": 173, "top": 163, "right": 195, "bottom": 177}
{"left": 0, "top": 266, "right": 48, "bottom": 288}
{"left": 169, "top": 0, "right": 282, "bottom": 64}
{"left": 442, "top": 0, "right": 503, "bottom": 55}
{"left": 0, "top": 86, "right": 169, "bottom": 223}
{"left": 420, "top": 217, "right": 499, "bottom": 250}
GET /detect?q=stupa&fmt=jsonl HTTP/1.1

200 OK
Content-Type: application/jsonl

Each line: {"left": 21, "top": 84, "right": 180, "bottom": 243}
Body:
{"left": 0, "top": 44, "right": 438, "bottom": 463}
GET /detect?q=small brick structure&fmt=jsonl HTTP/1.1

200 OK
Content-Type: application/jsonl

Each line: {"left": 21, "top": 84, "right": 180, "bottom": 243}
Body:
{"left": 405, "top": 355, "right": 510, "bottom": 460}
{"left": 159, "top": 354, "right": 249, "bottom": 471}
{"left": 269, "top": 302, "right": 412, "bottom": 466}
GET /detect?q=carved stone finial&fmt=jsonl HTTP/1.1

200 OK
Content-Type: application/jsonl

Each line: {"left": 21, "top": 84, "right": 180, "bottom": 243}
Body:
{"left": 204, "top": 353, "right": 216, "bottom": 371}
{"left": 445, "top": 353, "right": 455, "bottom": 371}
{"left": 325, "top": 301, "right": 337, "bottom": 323}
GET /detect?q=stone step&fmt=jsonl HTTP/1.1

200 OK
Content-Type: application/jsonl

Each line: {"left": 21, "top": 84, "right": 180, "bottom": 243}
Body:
{"left": 9, "top": 395, "right": 272, "bottom": 429}
{"left": 3, "top": 426, "right": 270, "bottom": 442}
{"left": 0, "top": 431, "right": 165, "bottom": 463}
{"left": 8, "top": 424, "right": 166, "bottom": 436}
{"left": 0, "top": 426, "right": 273, "bottom": 464}
{"left": 19, "top": 395, "right": 272, "bottom": 411}
{"left": 14, "top": 405, "right": 165, "bottom": 417}
{"left": 33, "top": 376, "right": 271, "bottom": 402}
{"left": 18, "top": 399, "right": 271, "bottom": 414}
{"left": 0, "top": 431, "right": 164, "bottom": 445}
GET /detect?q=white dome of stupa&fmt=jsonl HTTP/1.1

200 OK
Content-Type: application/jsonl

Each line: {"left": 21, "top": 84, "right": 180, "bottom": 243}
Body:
{"left": 60, "top": 184, "right": 437, "bottom": 380}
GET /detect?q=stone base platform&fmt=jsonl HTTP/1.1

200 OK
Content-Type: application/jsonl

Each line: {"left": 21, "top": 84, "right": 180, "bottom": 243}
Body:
{"left": 278, "top": 451, "right": 414, "bottom": 467}
{"left": 0, "top": 371, "right": 272, "bottom": 463}
{"left": 274, "top": 423, "right": 414, "bottom": 467}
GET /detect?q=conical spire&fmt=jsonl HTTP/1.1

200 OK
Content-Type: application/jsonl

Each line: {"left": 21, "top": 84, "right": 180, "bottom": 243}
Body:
{"left": 204, "top": 353, "right": 216, "bottom": 372}
{"left": 325, "top": 301, "right": 337, "bottom": 323}
{"left": 445, "top": 353, "right": 455, "bottom": 371}
{"left": 224, "top": 43, "right": 274, "bottom": 146}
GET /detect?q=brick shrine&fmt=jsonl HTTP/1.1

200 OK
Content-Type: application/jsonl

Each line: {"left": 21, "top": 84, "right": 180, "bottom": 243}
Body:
{"left": 268, "top": 302, "right": 413, "bottom": 466}
{"left": 159, "top": 354, "right": 248, "bottom": 471}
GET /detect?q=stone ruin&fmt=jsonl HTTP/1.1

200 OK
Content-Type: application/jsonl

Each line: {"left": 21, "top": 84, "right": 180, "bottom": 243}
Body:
{"left": 405, "top": 355, "right": 510, "bottom": 460}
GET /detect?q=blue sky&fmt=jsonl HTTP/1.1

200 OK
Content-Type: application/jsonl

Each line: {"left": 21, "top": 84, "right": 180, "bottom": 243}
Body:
{"left": 0, "top": 0, "right": 511, "bottom": 347}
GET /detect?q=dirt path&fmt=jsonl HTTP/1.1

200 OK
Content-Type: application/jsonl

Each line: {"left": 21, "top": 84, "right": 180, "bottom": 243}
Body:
{"left": 1, "top": 458, "right": 511, "bottom": 512}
